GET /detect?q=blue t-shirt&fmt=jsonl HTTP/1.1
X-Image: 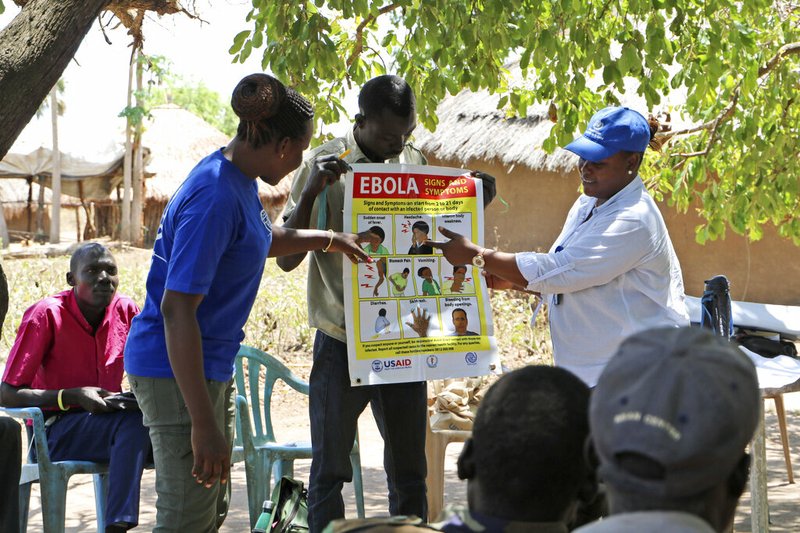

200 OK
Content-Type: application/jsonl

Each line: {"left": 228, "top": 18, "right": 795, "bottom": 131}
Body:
{"left": 125, "top": 150, "right": 272, "bottom": 381}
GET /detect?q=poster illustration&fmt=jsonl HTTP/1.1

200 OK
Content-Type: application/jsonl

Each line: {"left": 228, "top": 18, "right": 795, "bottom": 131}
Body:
{"left": 343, "top": 164, "right": 499, "bottom": 385}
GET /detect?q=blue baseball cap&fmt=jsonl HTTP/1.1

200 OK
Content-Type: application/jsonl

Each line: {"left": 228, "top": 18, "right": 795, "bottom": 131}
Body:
{"left": 564, "top": 106, "right": 651, "bottom": 162}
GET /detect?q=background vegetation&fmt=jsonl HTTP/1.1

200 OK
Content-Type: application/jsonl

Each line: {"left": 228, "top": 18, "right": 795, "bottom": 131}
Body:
{"left": 0, "top": 247, "right": 552, "bottom": 379}
{"left": 234, "top": 0, "right": 800, "bottom": 245}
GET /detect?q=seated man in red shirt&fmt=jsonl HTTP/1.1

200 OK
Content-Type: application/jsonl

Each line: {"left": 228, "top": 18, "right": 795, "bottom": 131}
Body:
{"left": 0, "top": 242, "right": 150, "bottom": 532}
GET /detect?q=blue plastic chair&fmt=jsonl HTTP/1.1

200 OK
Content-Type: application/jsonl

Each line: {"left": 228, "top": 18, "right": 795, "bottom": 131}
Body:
{"left": 234, "top": 345, "right": 365, "bottom": 527}
{"left": 0, "top": 406, "right": 108, "bottom": 533}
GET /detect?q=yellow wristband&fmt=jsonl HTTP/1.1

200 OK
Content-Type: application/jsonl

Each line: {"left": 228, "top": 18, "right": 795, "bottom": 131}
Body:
{"left": 322, "top": 229, "right": 335, "bottom": 253}
{"left": 57, "top": 389, "right": 68, "bottom": 411}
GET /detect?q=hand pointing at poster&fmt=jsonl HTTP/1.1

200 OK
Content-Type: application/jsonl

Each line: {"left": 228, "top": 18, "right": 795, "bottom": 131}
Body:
{"left": 426, "top": 226, "right": 481, "bottom": 265}
{"left": 428, "top": 226, "right": 529, "bottom": 288}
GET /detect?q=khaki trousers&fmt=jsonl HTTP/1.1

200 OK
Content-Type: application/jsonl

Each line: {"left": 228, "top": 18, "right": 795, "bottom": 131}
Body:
{"left": 130, "top": 375, "right": 235, "bottom": 533}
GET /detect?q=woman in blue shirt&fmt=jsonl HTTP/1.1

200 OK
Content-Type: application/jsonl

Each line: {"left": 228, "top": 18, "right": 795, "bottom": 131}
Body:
{"left": 125, "top": 74, "right": 370, "bottom": 532}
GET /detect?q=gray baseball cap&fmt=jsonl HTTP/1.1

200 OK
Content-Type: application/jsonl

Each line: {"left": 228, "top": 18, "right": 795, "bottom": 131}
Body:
{"left": 590, "top": 327, "right": 760, "bottom": 499}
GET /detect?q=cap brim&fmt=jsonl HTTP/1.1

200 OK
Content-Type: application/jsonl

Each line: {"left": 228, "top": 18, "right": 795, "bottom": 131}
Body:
{"left": 564, "top": 135, "right": 618, "bottom": 162}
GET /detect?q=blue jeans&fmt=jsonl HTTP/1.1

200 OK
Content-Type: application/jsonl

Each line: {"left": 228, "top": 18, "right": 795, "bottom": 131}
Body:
{"left": 46, "top": 409, "right": 151, "bottom": 528}
{"left": 308, "top": 331, "right": 428, "bottom": 532}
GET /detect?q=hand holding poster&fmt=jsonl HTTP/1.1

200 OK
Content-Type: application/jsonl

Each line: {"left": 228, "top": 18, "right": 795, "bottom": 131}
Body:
{"left": 343, "top": 164, "right": 500, "bottom": 385}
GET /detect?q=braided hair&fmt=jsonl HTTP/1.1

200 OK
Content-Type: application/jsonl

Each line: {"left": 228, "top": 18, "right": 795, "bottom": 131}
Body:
{"left": 231, "top": 74, "right": 314, "bottom": 149}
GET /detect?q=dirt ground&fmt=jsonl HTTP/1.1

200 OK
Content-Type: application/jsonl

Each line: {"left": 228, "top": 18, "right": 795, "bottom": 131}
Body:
{"left": 14, "top": 391, "right": 800, "bottom": 532}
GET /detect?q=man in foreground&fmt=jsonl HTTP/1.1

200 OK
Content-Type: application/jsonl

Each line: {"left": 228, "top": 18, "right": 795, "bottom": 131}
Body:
{"left": 577, "top": 327, "right": 760, "bottom": 533}
{"left": 324, "top": 365, "right": 595, "bottom": 532}
{"left": 0, "top": 243, "right": 150, "bottom": 532}
{"left": 437, "top": 365, "right": 595, "bottom": 531}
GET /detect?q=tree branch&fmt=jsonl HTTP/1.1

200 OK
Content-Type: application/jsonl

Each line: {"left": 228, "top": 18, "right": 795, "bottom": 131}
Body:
{"left": 664, "top": 40, "right": 800, "bottom": 143}
{"left": 108, "top": 0, "right": 183, "bottom": 15}
{"left": 14, "top": 0, "right": 185, "bottom": 14}
{"left": 345, "top": 3, "right": 401, "bottom": 68}
{"left": 662, "top": 87, "right": 739, "bottom": 141}
{"left": 0, "top": 0, "right": 197, "bottom": 160}
{"left": 674, "top": 90, "right": 739, "bottom": 158}
{"left": 0, "top": 0, "right": 110, "bottom": 160}
{"left": 758, "top": 41, "right": 800, "bottom": 76}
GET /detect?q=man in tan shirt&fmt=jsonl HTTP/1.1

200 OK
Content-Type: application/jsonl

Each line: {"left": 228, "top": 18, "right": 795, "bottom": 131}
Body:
{"left": 279, "top": 75, "right": 495, "bottom": 532}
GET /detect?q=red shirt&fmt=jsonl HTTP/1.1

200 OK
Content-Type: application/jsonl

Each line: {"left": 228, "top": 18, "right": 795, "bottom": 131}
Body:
{"left": 2, "top": 289, "right": 140, "bottom": 397}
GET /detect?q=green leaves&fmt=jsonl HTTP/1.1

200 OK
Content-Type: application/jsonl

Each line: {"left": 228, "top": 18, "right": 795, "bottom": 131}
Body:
{"left": 618, "top": 41, "right": 642, "bottom": 75}
{"left": 236, "top": 0, "right": 800, "bottom": 243}
{"left": 229, "top": 30, "right": 250, "bottom": 55}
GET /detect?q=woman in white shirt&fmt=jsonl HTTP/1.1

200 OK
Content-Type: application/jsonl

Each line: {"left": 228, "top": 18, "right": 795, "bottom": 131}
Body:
{"left": 430, "top": 106, "right": 688, "bottom": 386}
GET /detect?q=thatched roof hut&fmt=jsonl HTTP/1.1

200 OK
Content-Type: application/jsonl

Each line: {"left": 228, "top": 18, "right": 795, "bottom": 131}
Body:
{"left": 138, "top": 105, "right": 292, "bottom": 245}
{"left": 415, "top": 88, "right": 800, "bottom": 305}
{"left": 0, "top": 146, "right": 124, "bottom": 198}
{"left": 415, "top": 91, "right": 575, "bottom": 173}
{"left": 143, "top": 105, "right": 230, "bottom": 201}
{"left": 0, "top": 146, "right": 125, "bottom": 241}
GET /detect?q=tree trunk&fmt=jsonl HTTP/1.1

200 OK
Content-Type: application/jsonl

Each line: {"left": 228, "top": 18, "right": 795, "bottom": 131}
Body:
{"left": 36, "top": 175, "right": 45, "bottom": 242}
{"left": 0, "top": 0, "right": 110, "bottom": 160}
{"left": 119, "top": 51, "right": 136, "bottom": 242}
{"left": 50, "top": 87, "right": 61, "bottom": 244}
{"left": 131, "top": 52, "right": 145, "bottom": 246}
{"left": 121, "top": 49, "right": 135, "bottom": 242}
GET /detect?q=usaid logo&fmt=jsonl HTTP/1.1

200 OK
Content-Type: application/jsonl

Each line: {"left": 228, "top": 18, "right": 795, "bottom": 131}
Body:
{"left": 383, "top": 358, "right": 412, "bottom": 370}
{"left": 373, "top": 359, "right": 413, "bottom": 372}
{"left": 465, "top": 352, "right": 478, "bottom": 365}
{"left": 426, "top": 355, "right": 438, "bottom": 368}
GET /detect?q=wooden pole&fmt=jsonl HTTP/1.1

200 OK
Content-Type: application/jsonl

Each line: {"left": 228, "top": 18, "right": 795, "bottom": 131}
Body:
{"left": 120, "top": 49, "right": 135, "bottom": 242}
{"left": 131, "top": 51, "right": 144, "bottom": 246}
{"left": 36, "top": 175, "right": 45, "bottom": 242}
{"left": 49, "top": 86, "right": 61, "bottom": 244}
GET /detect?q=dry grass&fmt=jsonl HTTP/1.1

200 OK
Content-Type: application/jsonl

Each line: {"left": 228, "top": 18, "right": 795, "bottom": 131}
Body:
{"left": 0, "top": 249, "right": 553, "bottom": 378}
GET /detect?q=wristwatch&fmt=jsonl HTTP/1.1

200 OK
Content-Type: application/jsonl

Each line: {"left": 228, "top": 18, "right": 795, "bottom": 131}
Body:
{"left": 472, "top": 248, "right": 487, "bottom": 269}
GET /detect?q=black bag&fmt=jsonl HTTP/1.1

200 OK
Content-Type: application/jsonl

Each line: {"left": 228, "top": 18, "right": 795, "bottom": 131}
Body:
{"left": 699, "top": 275, "right": 733, "bottom": 338}
{"left": 735, "top": 330, "right": 798, "bottom": 359}
{"left": 271, "top": 476, "right": 309, "bottom": 533}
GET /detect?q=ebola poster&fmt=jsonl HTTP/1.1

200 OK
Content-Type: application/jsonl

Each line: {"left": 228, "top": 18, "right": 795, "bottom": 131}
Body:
{"left": 343, "top": 163, "right": 499, "bottom": 386}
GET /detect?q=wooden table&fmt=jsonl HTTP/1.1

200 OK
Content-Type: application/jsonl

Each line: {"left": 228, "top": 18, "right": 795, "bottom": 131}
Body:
{"left": 750, "top": 378, "right": 800, "bottom": 532}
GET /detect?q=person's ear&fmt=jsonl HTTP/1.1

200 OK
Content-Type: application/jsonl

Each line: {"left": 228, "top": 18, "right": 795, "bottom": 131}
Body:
{"left": 277, "top": 136, "right": 292, "bottom": 158}
{"left": 456, "top": 438, "right": 476, "bottom": 481}
{"left": 580, "top": 436, "right": 601, "bottom": 504}
{"left": 627, "top": 153, "right": 642, "bottom": 174}
{"left": 583, "top": 435, "right": 600, "bottom": 472}
{"left": 66, "top": 272, "right": 75, "bottom": 287}
{"left": 355, "top": 113, "right": 366, "bottom": 127}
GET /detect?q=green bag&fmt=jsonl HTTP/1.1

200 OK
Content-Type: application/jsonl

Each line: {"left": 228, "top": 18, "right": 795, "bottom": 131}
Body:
{"left": 270, "top": 476, "right": 309, "bottom": 533}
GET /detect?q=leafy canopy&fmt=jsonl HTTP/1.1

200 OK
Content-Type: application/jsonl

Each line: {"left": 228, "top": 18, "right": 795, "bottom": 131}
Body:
{"left": 232, "top": 0, "right": 800, "bottom": 244}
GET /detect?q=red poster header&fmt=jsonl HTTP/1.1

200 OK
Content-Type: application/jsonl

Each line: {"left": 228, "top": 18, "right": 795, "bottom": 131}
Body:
{"left": 352, "top": 172, "right": 476, "bottom": 200}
